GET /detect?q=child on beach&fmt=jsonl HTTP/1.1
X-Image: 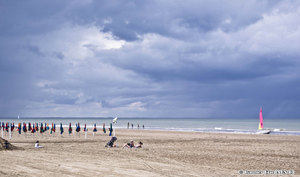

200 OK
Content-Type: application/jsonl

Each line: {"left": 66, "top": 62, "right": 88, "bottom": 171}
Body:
{"left": 35, "top": 141, "right": 43, "bottom": 148}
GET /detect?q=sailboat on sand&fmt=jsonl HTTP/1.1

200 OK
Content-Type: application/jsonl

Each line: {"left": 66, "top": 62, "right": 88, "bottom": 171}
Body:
{"left": 256, "top": 107, "right": 271, "bottom": 134}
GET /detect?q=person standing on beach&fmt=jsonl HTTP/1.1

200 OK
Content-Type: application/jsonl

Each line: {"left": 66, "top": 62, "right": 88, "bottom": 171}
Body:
{"left": 138, "top": 124, "right": 139, "bottom": 129}
{"left": 131, "top": 124, "right": 133, "bottom": 129}
{"left": 143, "top": 125, "right": 144, "bottom": 129}
{"left": 127, "top": 122, "right": 129, "bottom": 129}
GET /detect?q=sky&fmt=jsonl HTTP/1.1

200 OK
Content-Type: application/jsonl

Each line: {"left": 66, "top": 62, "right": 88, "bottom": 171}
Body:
{"left": 0, "top": 0, "right": 300, "bottom": 118}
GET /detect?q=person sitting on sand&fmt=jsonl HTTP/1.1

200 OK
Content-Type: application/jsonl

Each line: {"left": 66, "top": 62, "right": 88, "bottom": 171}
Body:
{"left": 4, "top": 140, "right": 9, "bottom": 149}
{"left": 123, "top": 140, "right": 135, "bottom": 148}
{"left": 105, "top": 136, "right": 117, "bottom": 147}
{"left": 35, "top": 141, "right": 43, "bottom": 148}
{"left": 135, "top": 141, "right": 143, "bottom": 148}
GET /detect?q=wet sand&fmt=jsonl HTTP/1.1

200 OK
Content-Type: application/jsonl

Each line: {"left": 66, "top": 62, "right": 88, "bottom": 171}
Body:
{"left": 1, "top": 129, "right": 299, "bottom": 176}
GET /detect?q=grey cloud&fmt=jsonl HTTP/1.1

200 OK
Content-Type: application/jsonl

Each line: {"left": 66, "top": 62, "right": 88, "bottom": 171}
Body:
{"left": 24, "top": 44, "right": 45, "bottom": 56}
{"left": 0, "top": 0, "right": 299, "bottom": 118}
{"left": 52, "top": 52, "right": 65, "bottom": 60}
{"left": 68, "top": 0, "right": 281, "bottom": 41}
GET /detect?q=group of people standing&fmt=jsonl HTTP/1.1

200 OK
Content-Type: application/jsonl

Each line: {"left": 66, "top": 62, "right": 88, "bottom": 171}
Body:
{"left": 127, "top": 122, "right": 144, "bottom": 129}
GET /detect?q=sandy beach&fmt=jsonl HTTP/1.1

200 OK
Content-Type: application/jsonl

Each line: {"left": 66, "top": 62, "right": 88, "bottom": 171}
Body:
{"left": 1, "top": 129, "right": 299, "bottom": 177}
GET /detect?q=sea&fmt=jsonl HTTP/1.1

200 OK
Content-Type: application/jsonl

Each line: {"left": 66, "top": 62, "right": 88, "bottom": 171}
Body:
{"left": 0, "top": 117, "right": 300, "bottom": 135}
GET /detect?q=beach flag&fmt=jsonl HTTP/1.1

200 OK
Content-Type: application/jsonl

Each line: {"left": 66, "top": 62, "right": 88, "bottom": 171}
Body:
{"left": 76, "top": 123, "right": 80, "bottom": 137}
{"left": 113, "top": 117, "right": 118, "bottom": 124}
{"left": 5, "top": 122, "right": 9, "bottom": 132}
{"left": 9, "top": 123, "right": 12, "bottom": 139}
{"left": 103, "top": 123, "right": 106, "bottom": 133}
{"left": 23, "top": 123, "right": 27, "bottom": 133}
{"left": 50, "top": 123, "right": 53, "bottom": 134}
{"left": 11, "top": 123, "right": 15, "bottom": 132}
{"left": 28, "top": 123, "right": 32, "bottom": 131}
{"left": 84, "top": 124, "right": 87, "bottom": 139}
{"left": 31, "top": 124, "right": 36, "bottom": 133}
{"left": 84, "top": 124, "right": 87, "bottom": 132}
{"left": 1, "top": 124, "right": 3, "bottom": 138}
{"left": 112, "top": 117, "right": 118, "bottom": 136}
{"left": 0, "top": 126, "right": 4, "bottom": 139}
{"left": 18, "top": 123, "right": 22, "bottom": 134}
{"left": 93, "top": 124, "right": 97, "bottom": 137}
{"left": 93, "top": 124, "right": 97, "bottom": 132}
{"left": 76, "top": 123, "right": 80, "bottom": 132}
{"left": 53, "top": 124, "right": 56, "bottom": 133}
{"left": 40, "top": 123, "right": 44, "bottom": 133}
{"left": 60, "top": 123, "right": 64, "bottom": 135}
{"left": 258, "top": 107, "right": 264, "bottom": 130}
{"left": 68, "top": 123, "right": 72, "bottom": 135}
{"left": 1, "top": 125, "right": 3, "bottom": 138}
{"left": 36, "top": 123, "right": 39, "bottom": 132}
{"left": 109, "top": 123, "right": 113, "bottom": 136}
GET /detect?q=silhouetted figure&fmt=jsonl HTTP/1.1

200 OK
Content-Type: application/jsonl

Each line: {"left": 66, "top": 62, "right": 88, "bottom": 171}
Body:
{"left": 105, "top": 136, "right": 117, "bottom": 147}
{"left": 4, "top": 140, "right": 9, "bottom": 149}
{"left": 131, "top": 124, "right": 133, "bottom": 129}
{"left": 127, "top": 122, "right": 129, "bottom": 129}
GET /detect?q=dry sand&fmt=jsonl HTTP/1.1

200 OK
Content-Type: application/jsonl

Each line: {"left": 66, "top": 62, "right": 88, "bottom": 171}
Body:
{"left": 0, "top": 129, "right": 299, "bottom": 177}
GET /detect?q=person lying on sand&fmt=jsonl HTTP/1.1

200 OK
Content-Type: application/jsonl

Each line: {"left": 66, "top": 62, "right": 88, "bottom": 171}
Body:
{"left": 135, "top": 141, "right": 143, "bottom": 148}
{"left": 35, "top": 141, "right": 43, "bottom": 148}
{"left": 123, "top": 140, "right": 135, "bottom": 148}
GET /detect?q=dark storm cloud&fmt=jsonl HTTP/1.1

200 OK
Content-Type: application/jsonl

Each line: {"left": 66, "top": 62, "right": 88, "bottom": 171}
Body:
{"left": 0, "top": 0, "right": 299, "bottom": 117}
{"left": 69, "top": 0, "right": 280, "bottom": 40}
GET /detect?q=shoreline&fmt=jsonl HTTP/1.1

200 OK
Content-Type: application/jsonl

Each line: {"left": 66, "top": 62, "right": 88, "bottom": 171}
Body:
{"left": 2, "top": 126, "right": 300, "bottom": 139}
